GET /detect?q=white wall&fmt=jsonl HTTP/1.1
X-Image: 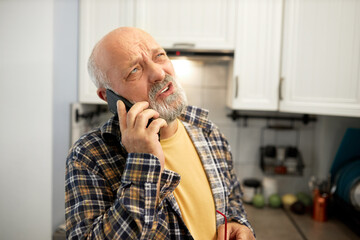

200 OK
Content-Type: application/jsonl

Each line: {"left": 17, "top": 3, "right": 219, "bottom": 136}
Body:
{"left": 0, "top": 1, "right": 54, "bottom": 239}
{"left": 53, "top": 0, "right": 78, "bottom": 231}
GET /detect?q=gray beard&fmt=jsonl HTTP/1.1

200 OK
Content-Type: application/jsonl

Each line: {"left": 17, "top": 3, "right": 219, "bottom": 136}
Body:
{"left": 148, "top": 75, "right": 187, "bottom": 123}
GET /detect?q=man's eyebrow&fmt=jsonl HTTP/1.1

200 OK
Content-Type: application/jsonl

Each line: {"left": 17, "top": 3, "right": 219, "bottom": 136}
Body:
{"left": 118, "top": 55, "right": 140, "bottom": 78}
{"left": 124, "top": 47, "right": 165, "bottom": 73}
{"left": 152, "top": 47, "right": 165, "bottom": 54}
{"left": 127, "top": 55, "right": 141, "bottom": 67}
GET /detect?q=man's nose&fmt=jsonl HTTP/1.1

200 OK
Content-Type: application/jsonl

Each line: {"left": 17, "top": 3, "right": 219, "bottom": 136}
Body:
{"left": 147, "top": 61, "right": 165, "bottom": 83}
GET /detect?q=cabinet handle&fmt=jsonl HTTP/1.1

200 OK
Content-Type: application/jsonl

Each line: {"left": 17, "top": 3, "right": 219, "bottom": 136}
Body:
{"left": 279, "top": 77, "right": 284, "bottom": 100}
{"left": 172, "top": 42, "right": 196, "bottom": 48}
{"left": 235, "top": 76, "right": 239, "bottom": 98}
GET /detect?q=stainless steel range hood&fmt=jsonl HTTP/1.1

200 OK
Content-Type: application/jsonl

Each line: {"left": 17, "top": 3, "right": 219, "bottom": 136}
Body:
{"left": 165, "top": 49, "right": 234, "bottom": 61}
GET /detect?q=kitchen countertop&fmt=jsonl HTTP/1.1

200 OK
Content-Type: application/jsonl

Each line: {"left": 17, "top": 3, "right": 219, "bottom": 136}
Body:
{"left": 54, "top": 204, "right": 359, "bottom": 240}
{"left": 245, "top": 203, "right": 360, "bottom": 240}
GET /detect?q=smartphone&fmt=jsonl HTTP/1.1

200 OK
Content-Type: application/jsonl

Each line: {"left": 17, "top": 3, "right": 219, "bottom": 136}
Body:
{"left": 106, "top": 89, "right": 133, "bottom": 115}
{"left": 106, "top": 89, "right": 155, "bottom": 129}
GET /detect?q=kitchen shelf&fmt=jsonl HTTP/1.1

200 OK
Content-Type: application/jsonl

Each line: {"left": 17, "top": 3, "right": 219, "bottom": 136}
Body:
{"left": 259, "top": 127, "right": 305, "bottom": 176}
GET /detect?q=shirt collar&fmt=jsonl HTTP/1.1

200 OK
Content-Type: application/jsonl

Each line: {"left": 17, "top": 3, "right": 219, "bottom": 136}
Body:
{"left": 100, "top": 115, "right": 121, "bottom": 143}
{"left": 179, "top": 106, "right": 214, "bottom": 133}
{"left": 100, "top": 105, "right": 214, "bottom": 141}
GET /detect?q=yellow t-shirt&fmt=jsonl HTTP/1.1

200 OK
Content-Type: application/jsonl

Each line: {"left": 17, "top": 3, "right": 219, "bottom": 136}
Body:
{"left": 161, "top": 119, "right": 216, "bottom": 240}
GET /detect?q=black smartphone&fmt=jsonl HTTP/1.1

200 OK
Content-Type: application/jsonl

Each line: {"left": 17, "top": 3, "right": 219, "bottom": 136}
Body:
{"left": 106, "top": 89, "right": 155, "bottom": 129}
{"left": 106, "top": 89, "right": 133, "bottom": 115}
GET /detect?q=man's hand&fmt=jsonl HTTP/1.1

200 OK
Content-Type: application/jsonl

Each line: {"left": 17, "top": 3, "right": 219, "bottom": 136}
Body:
{"left": 117, "top": 100, "right": 167, "bottom": 170}
{"left": 217, "top": 222, "right": 255, "bottom": 240}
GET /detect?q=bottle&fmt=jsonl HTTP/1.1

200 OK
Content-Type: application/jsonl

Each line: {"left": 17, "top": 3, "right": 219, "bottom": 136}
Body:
{"left": 313, "top": 190, "right": 328, "bottom": 222}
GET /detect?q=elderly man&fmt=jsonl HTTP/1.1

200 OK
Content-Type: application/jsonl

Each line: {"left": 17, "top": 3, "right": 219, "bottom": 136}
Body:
{"left": 66, "top": 27, "right": 255, "bottom": 240}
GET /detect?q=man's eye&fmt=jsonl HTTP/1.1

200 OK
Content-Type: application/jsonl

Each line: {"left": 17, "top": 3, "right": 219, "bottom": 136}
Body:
{"left": 130, "top": 68, "right": 138, "bottom": 74}
{"left": 157, "top": 53, "right": 165, "bottom": 58}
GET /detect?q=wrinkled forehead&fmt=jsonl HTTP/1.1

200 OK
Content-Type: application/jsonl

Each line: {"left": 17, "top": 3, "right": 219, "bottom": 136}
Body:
{"left": 122, "top": 37, "right": 157, "bottom": 59}
{"left": 95, "top": 28, "right": 162, "bottom": 65}
{"left": 110, "top": 28, "right": 159, "bottom": 53}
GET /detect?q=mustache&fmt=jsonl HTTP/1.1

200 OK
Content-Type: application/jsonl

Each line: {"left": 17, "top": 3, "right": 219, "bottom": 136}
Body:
{"left": 148, "top": 74, "right": 174, "bottom": 100}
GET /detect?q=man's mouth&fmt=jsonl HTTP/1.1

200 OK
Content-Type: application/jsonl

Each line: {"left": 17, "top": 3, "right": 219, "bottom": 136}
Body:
{"left": 160, "top": 86, "right": 169, "bottom": 94}
{"left": 156, "top": 82, "right": 174, "bottom": 99}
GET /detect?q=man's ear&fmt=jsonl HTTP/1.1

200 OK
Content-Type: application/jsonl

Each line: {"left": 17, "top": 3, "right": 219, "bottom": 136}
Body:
{"left": 97, "top": 87, "right": 107, "bottom": 102}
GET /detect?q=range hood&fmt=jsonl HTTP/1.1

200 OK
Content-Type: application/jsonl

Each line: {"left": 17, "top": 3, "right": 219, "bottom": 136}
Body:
{"left": 165, "top": 49, "right": 234, "bottom": 61}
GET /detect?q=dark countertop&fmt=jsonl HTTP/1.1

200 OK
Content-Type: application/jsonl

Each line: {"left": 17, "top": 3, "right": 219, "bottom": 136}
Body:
{"left": 245, "top": 203, "right": 360, "bottom": 240}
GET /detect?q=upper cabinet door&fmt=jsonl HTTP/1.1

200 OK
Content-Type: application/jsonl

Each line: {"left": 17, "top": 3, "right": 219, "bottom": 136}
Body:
{"left": 78, "top": 0, "right": 134, "bottom": 103}
{"left": 280, "top": 0, "right": 360, "bottom": 117}
{"left": 227, "top": 0, "right": 283, "bottom": 111}
{"left": 135, "top": 0, "right": 236, "bottom": 50}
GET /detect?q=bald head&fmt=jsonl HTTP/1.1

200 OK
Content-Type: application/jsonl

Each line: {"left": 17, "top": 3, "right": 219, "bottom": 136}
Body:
{"left": 87, "top": 27, "right": 185, "bottom": 123}
{"left": 88, "top": 27, "right": 162, "bottom": 89}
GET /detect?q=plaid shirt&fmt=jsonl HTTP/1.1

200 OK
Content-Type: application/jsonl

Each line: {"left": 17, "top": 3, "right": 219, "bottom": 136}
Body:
{"left": 65, "top": 106, "right": 254, "bottom": 239}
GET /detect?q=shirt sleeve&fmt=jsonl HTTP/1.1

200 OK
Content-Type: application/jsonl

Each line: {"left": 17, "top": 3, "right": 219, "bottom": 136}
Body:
{"left": 220, "top": 133, "right": 256, "bottom": 237}
{"left": 65, "top": 150, "right": 177, "bottom": 240}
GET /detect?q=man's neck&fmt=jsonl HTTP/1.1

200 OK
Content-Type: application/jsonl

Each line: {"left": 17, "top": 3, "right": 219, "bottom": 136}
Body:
{"left": 159, "top": 119, "right": 178, "bottom": 140}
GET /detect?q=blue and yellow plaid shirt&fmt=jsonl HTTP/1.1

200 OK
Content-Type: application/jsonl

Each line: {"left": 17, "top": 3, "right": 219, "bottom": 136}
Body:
{"left": 65, "top": 106, "right": 254, "bottom": 239}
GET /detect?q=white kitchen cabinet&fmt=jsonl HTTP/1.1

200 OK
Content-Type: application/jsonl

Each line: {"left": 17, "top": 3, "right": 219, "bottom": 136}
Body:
{"left": 78, "top": 0, "right": 134, "bottom": 103}
{"left": 134, "top": 0, "right": 236, "bottom": 50}
{"left": 227, "top": 0, "right": 283, "bottom": 111}
{"left": 228, "top": 0, "right": 360, "bottom": 118}
{"left": 280, "top": 0, "right": 360, "bottom": 117}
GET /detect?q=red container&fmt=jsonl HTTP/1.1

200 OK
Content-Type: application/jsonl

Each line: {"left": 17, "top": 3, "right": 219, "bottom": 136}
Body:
{"left": 313, "top": 191, "right": 329, "bottom": 222}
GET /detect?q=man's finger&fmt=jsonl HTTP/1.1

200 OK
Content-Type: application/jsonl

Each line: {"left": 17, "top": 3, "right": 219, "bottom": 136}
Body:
{"left": 125, "top": 101, "right": 150, "bottom": 128}
{"left": 134, "top": 108, "right": 160, "bottom": 129}
{"left": 217, "top": 224, "right": 228, "bottom": 240}
{"left": 148, "top": 118, "right": 167, "bottom": 136}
